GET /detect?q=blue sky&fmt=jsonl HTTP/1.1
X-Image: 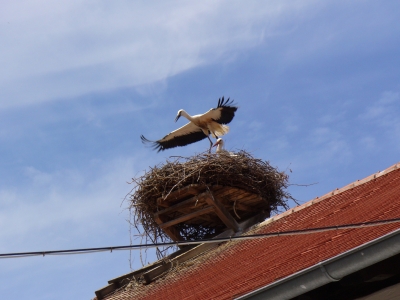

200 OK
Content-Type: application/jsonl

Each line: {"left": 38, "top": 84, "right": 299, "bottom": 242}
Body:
{"left": 1, "top": 1, "right": 400, "bottom": 299}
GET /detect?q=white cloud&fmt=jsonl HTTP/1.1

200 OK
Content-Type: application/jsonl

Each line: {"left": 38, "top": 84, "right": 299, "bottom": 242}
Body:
{"left": 306, "top": 127, "right": 352, "bottom": 165}
{"left": 0, "top": 156, "right": 138, "bottom": 251}
{"left": 359, "top": 91, "right": 400, "bottom": 147}
{"left": 0, "top": 0, "right": 317, "bottom": 109}
{"left": 247, "top": 120, "right": 264, "bottom": 131}
{"left": 269, "top": 136, "right": 290, "bottom": 151}
{"left": 359, "top": 136, "right": 377, "bottom": 150}
{"left": 360, "top": 91, "right": 399, "bottom": 120}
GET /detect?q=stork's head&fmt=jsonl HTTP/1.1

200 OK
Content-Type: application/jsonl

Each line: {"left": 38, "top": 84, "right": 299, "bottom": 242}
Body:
{"left": 212, "top": 138, "right": 224, "bottom": 148}
{"left": 175, "top": 110, "right": 183, "bottom": 122}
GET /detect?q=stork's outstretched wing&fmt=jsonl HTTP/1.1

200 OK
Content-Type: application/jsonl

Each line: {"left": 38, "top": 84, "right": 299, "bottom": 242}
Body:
{"left": 204, "top": 96, "right": 238, "bottom": 124}
{"left": 141, "top": 122, "right": 207, "bottom": 152}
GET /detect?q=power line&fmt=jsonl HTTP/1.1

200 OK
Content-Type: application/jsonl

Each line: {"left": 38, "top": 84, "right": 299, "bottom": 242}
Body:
{"left": 1, "top": 217, "right": 400, "bottom": 259}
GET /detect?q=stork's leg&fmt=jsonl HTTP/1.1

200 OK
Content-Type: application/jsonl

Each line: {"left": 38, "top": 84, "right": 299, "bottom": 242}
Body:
{"left": 210, "top": 130, "right": 219, "bottom": 140}
{"left": 207, "top": 135, "right": 213, "bottom": 153}
{"left": 207, "top": 131, "right": 220, "bottom": 153}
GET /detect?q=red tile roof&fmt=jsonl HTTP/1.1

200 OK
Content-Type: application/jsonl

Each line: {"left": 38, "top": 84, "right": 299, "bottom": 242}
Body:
{"left": 102, "top": 163, "right": 400, "bottom": 300}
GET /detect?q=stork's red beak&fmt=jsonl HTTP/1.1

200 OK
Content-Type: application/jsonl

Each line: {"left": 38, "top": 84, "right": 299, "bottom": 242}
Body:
{"left": 212, "top": 141, "right": 219, "bottom": 147}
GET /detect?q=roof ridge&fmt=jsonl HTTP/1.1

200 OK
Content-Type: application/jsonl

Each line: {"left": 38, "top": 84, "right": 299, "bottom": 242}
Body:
{"left": 260, "top": 161, "right": 400, "bottom": 227}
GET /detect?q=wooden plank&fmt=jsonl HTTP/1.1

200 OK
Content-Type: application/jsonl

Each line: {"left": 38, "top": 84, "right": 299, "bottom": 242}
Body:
{"left": 154, "top": 215, "right": 185, "bottom": 243}
{"left": 159, "top": 206, "right": 214, "bottom": 229}
{"left": 235, "top": 202, "right": 259, "bottom": 212}
{"left": 205, "top": 191, "right": 239, "bottom": 232}
{"left": 213, "top": 186, "right": 239, "bottom": 198}
{"left": 213, "top": 191, "right": 253, "bottom": 207}
{"left": 216, "top": 191, "right": 248, "bottom": 207}
{"left": 95, "top": 282, "right": 118, "bottom": 300}
{"left": 213, "top": 188, "right": 253, "bottom": 203}
{"left": 214, "top": 188, "right": 238, "bottom": 198}
{"left": 218, "top": 188, "right": 256, "bottom": 201}
{"left": 229, "top": 191, "right": 257, "bottom": 202}
{"left": 210, "top": 185, "right": 225, "bottom": 192}
{"left": 107, "top": 263, "right": 162, "bottom": 284}
{"left": 217, "top": 190, "right": 263, "bottom": 207}
{"left": 154, "top": 192, "right": 210, "bottom": 218}
{"left": 156, "top": 184, "right": 206, "bottom": 207}
{"left": 237, "top": 193, "right": 263, "bottom": 203}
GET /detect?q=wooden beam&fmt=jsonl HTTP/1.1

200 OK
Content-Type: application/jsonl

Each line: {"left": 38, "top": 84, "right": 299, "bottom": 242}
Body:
{"left": 156, "top": 184, "right": 206, "bottom": 207}
{"left": 213, "top": 187, "right": 251, "bottom": 203}
{"left": 230, "top": 192, "right": 263, "bottom": 204}
{"left": 235, "top": 202, "right": 259, "bottom": 212}
{"left": 159, "top": 206, "right": 215, "bottom": 229}
{"left": 107, "top": 263, "right": 163, "bottom": 284}
{"left": 210, "top": 185, "right": 224, "bottom": 192}
{"left": 205, "top": 191, "right": 239, "bottom": 232}
{"left": 154, "top": 214, "right": 185, "bottom": 244}
{"left": 154, "top": 192, "right": 210, "bottom": 218}
{"left": 213, "top": 186, "right": 239, "bottom": 199}
{"left": 236, "top": 193, "right": 263, "bottom": 204}
{"left": 213, "top": 187, "right": 263, "bottom": 207}
{"left": 95, "top": 282, "right": 118, "bottom": 300}
{"left": 216, "top": 190, "right": 248, "bottom": 206}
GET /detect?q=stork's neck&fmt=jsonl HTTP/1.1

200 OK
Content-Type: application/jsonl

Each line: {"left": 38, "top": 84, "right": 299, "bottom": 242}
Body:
{"left": 216, "top": 142, "right": 224, "bottom": 153}
{"left": 180, "top": 110, "right": 194, "bottom": 121}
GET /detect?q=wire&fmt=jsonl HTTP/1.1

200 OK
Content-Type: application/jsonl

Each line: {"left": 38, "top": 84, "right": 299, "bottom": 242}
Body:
{"left": 1, "top": 217, "right": 399, "bottom": 259}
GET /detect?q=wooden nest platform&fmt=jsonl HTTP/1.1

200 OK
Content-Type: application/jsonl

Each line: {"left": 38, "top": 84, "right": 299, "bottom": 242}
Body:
{"left": 128, "top": 151, "right": 292, "bottom": 248}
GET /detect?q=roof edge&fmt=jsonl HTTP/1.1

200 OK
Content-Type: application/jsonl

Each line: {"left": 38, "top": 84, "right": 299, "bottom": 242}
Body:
{"left": 260, "top": 162, "right": 400, "bottom": 227}
{"left": 236, "top": 227, "right": 400, "bottom": 299}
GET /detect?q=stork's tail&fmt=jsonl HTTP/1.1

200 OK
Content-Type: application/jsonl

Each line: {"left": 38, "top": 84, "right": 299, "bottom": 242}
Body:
{"left": 211, "top": 124, "right": 229, "bottom": 138}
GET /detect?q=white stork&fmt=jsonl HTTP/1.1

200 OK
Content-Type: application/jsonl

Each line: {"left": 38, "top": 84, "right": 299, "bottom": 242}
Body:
{"left": 141, "top": 97, "right": 238, "bottom": 152}
{"left": 213, "top": 138, "right": 237, "bottom": 156}
{"left": 212, "top": 138, "right": 227, "bottom": 154}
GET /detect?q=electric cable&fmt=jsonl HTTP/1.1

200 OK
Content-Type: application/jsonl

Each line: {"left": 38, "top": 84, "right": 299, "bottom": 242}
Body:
{"left": 1, "top": 217, "right": 399, "bottom": 259}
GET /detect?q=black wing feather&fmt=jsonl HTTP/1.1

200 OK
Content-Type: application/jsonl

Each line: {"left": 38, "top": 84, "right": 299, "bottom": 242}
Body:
{"left": 215, "top": 96, "right": 238, "bottom": 124}
{"left": 141, "top": 135, "right": 164, "bottom": 152}
{"left": 141, "top": 132, "right": 207, "bottom": 152}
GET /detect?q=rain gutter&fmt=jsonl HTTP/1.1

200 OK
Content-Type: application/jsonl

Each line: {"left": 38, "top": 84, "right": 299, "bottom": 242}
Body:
{"left": 236, "top": 227, "right": 400, "bottom": 300}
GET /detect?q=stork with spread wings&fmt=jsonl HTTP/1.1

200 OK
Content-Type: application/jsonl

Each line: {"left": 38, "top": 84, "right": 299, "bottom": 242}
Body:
{"left": 141, "top": 97, "right": 238, "bottom": 152}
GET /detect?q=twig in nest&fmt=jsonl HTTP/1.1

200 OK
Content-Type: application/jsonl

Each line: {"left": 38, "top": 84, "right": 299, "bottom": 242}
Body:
{"left": 233, "top": 200, "right": 241, "bottom": 219}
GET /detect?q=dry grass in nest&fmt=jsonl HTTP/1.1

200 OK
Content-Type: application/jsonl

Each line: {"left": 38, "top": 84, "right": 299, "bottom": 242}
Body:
{"left": 127, "top": 150, "right": 293, "bottom": 259}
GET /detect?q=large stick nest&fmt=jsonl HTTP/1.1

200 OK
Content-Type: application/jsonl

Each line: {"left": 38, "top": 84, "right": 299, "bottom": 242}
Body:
{"left": 128, "top": 151, "right": 293, "bottom": 251}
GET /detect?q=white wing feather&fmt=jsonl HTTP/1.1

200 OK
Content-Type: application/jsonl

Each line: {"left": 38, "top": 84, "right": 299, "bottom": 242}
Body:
{"left": 159, "top": 122, "right": 203, "bottom": 142}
